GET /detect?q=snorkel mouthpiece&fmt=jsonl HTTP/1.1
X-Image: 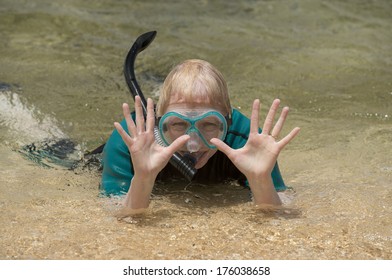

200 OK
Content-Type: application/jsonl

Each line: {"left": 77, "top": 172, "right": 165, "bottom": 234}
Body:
{"left": 183, "top": 152, "right": 197, "bottom": 166}
{"left": 186, "top": 131, "right": 202, "bottom": 153}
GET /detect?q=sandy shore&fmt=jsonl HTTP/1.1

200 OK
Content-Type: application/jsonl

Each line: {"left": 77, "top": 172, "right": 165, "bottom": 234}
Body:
{"left": 1, "top": 143, "right": 391, "bottom": 260}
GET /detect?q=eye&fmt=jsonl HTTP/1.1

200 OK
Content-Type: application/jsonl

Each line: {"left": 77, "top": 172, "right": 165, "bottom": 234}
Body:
{"left": 200, "top": 121, "right": 219, "bottom": 132}
{"left": 169, "top": 121, "right": 188, "bottom": 132}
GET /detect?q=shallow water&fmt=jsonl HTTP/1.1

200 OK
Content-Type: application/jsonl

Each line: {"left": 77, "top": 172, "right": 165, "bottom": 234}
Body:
{"left": 0, "top": 0, "right": 391, "bottom": 259}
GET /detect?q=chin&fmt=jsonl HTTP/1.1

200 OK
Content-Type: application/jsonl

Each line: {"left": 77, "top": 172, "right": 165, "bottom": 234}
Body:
{"left": 194, "top": 150, "right": 217, "bottom": 169}
{"left": 179, "top": 150, "right": 217, "bottom": 169}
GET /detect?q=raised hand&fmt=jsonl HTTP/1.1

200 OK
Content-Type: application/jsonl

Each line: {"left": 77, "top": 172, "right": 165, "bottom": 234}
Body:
{"left": 114, "top": 96, "right": 189, "bottom": 184}
{"left": 210, "top": 99, "right": 300, "bottom": 205}
{"left": 114, "top": 96, "right": 190, "bottom": 209}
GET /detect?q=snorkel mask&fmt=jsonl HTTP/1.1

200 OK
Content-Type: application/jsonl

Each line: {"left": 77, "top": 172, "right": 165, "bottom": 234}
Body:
{"left": 158, "top": 109, "right": 229, "bottom": 153}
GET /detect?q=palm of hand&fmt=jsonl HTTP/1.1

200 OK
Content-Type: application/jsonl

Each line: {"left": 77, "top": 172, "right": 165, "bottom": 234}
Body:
{"left": 114, "top": 97, "right": 189, "bottom": 178}
{"left": 211, "top": 99, "right": 300, "bottom": 180}
{"left": 231, "top": 132, "right": 281, "bottom": 178}
{"left": 124, "top": 129, "right": 167, "bottom": 176}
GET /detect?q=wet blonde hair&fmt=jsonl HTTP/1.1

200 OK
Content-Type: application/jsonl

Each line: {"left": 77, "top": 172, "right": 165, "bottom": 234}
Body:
{"left": 156, "top": 59, "right": 231, "bottom": 116}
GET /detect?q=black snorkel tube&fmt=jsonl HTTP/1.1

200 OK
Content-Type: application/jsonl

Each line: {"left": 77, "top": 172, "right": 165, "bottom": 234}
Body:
{"left": 124, "top": 31, "right": 197, "bottom": 181}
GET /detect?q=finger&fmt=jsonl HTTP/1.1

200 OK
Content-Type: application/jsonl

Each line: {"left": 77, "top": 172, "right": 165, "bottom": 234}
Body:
{"left": 278, "top": 127, "right": 300, "bottom": 149}
{"left": 114, "top": 121, "right": 133, "bottom": 145}
{"left": 134, "top": 96, "right": 145, "bottom": 133}
{"left": 122, "top": 103, "right": 137, "bottom": 137}
{"left": 145, "top": 98, "right": 155, "bottom": 133}
{"left": 262, "top": 99, "right": 280, "bottom": 135}
{"left": 166, "top": 135, "right": 190, "bottom": 154}
{"left": 210, "top": 138, "right": 234, "bottom": 158}
{"left": 250, "top": 99, "right": 260, "bottom": 134}
{"left": 270, "top": 106, "right": 289, "bottom": 138}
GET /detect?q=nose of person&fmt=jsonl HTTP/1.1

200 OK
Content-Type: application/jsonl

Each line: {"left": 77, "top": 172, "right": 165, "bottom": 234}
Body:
{"left": 186, "top": 131, "right": 202, "bottom": 153}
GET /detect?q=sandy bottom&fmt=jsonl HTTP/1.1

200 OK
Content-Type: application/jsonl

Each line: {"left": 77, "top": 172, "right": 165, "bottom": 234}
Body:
{"left": 1, "top": 139, "right": 391, "bottom": 260}
{"left": 1, "top": 0, "right": 391, "bottom": 261}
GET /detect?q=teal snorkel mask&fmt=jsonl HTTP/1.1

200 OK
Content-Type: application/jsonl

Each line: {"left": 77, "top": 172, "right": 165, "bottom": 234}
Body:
{"left": 158, "top": 109, "right": 230, "bottom": 153}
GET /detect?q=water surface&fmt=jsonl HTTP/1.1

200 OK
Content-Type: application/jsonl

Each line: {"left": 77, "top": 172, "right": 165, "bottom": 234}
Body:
{"left": 0, "top": 0, "right": 391, "bottom": 259}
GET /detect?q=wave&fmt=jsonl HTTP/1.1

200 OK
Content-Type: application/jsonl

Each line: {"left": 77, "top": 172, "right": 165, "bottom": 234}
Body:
{"left": 0, "top": 89, "right": 67, "bottom": 144}
{"left": 0, "top": 88, "right": 83, "bottom": 169}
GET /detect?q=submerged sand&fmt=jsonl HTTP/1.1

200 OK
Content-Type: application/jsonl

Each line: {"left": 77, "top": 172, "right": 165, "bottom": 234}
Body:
{"left": 1, "top": 142, "right": 390, "bottom": 260}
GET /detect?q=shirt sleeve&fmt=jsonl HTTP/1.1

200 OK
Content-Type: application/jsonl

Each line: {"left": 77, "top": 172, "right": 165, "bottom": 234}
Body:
{"left": 100, "top": 118, "right": 134, "bottom": 196}
{"left": 270, "top": 162, "right": 287, "bottom": 191}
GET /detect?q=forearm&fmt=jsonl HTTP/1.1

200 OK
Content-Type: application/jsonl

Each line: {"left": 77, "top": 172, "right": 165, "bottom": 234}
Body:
{"left": 123, "top": 174, "right": 156, "bottom": 209}
{"left": 247, "top": 174, "right": 282, "bottom": 206}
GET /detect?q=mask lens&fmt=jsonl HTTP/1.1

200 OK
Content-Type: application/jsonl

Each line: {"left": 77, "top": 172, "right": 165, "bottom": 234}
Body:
{"left": 159, "top": 111, "right": 228, "bottom": 149}
{"left": 160, "top": 115, "right": 191, "bottom": 145}
{"left": 195, "top": 115, "right": 225, "bottom": 145}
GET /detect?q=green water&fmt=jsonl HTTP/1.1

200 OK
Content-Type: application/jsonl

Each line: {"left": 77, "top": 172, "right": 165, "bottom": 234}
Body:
{"left": 0, "top": 0, "right": 391, "bottom": 259}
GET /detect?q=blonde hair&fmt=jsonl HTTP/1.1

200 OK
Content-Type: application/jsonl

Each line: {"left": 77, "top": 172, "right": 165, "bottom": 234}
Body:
{"left": 156, "top": 59, "right": 231, "bottom": 116}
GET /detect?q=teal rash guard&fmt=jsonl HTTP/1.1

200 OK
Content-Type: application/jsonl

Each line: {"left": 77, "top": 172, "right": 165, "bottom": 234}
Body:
{"left": 101, "top": 109, "right": 287, "bottom": 196}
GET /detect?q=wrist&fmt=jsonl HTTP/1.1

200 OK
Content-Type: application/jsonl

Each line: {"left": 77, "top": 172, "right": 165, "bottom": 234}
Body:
{"left": 247, "top": 174, "right": 281, "bottom": 206}
{"left": 132, "top": 173, "right": 157, "bottom": 187}
{"left": 247, "top": 172, "right": 273, "bottom": 188}
{"left": 123, "top": 174, "right": 156, "bottom": 209}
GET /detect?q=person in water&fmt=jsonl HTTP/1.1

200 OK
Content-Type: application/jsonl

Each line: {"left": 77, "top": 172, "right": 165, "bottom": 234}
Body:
{"left": 101, "top": 59, "right": 300, "bottom": 210}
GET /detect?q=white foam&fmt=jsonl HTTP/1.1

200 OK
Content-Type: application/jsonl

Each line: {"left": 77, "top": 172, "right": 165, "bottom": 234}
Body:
{"left": 0, "top": 90, "right": 67, "bottom": 144}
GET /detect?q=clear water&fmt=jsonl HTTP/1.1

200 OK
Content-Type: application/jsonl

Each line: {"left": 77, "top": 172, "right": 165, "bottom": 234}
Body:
{"left": 0, "top": 0, "right": 391, "bottom": 259}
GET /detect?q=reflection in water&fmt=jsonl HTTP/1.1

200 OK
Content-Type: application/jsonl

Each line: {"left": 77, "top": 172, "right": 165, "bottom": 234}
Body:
{"left": 0, "top": 0, "right": 391, "bottom": 259}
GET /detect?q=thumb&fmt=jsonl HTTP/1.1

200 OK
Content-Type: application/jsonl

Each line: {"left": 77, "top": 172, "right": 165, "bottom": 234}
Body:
{"left": 210, "top": 138, "right": 233, "bottom": 157}
{"left": 166, "top": 135, "right": 190, "bottom": 154}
